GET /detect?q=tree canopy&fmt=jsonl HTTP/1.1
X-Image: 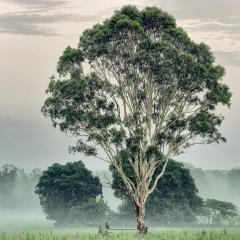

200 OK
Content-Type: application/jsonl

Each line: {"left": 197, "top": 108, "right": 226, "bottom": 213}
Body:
{"left": 35, "top": 161, "right": 108, "bottom": 225}
{"left": 112, "top": 160, "right": 203, "bottom": 224}
{"left": 42, "top": 5, "right": 231, "bottom": 232}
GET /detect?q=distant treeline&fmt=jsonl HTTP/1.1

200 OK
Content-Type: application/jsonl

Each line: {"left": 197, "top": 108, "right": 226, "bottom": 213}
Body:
{"left": 1, "top": 163, "right": 240, "bottom": 210}
{"left": 0, "top": 164, "right": 41, "bottom": 209}
{"left": 186, "top": 165, "right": 240, "bottom": 208}
{"left": 95, "top": 166, "right": 240, "bottom": 210}
{"left": 0, "top": 163, "right": 240, "bottom": 226}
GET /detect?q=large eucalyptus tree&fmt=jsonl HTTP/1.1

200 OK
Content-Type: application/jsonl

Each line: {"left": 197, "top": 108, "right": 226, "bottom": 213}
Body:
{"left": 42, "top": 5, "right": 231, "bottom": 233}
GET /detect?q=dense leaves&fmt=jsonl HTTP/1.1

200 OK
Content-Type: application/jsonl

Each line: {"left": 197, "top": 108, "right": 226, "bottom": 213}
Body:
{"left": 112, "top": 161, "right": 203, "bottom": 224}
{"left": 42, "top": 5, "right": 231, "bottom": 231}
{"left": 201, "top": 199, "right": 239, "bottom": 225}
{"left": 42, "top": 5, "right": 231, "bottom": 160}
{"left": 35, "top": 161, "right": 107, "bottom": 224}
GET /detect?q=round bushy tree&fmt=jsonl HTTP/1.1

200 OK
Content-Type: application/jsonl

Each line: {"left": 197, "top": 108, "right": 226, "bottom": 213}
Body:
{"left": 35, "top": 161, "right": 107, "bottom": 225}
{"left": 112, "top": 160, "right": 203, "bottom": 224}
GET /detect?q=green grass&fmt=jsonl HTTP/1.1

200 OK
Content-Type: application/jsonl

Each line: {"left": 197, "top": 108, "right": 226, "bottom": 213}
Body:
{"left": 0, "top": 231, "right": 240, "bottom": 240}
{"left": 1, "top": 218, "right": 240, "bottom": 239}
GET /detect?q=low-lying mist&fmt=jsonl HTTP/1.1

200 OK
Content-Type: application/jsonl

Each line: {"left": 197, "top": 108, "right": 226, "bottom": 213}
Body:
{"left": 0, "top": 163, "right": 240, "bottom": 230}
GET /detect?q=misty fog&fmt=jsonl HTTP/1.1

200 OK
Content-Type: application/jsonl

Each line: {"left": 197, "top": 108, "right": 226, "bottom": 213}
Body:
{"left": 0, "top": 163, "right": 240, "bottom": 229}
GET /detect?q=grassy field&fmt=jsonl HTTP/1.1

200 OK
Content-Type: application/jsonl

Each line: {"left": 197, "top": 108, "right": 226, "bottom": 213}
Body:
{"left": 1, "top": 217, "right": 240, "bottom": 240}
{"left": 1, "top": 231, "right": 240, "bottom": 240}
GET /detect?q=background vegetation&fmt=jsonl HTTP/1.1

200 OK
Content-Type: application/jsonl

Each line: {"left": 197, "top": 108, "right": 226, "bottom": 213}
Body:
{"left": 0, "top": 162, "right": 239, "bottom": 227}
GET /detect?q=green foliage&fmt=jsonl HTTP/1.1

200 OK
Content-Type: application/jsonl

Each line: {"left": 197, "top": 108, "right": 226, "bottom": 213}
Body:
{"left": 112, "top": 161, "right": 203, "bottom": 224}
{"left": 42, "top": 5, "right": 231, "bottom": 161}
{"left": 35, "top": 161, "right": 108, "bottom": 225}
{"left": 205, "top": 199, "right": 238, "bottom": 218}
{"left": 202, "top": 199, "right": 239, "bottom": 225}
{"left": 57, "top": 46, "right": 84, "bottom": 77}
{"left": 0, "top": 164, "right": 41, "bottom": 209}
{"left": 42, "top": 5, "right": 232, "bottom": 229}
{"left": 66, "top": 198, "right": 109, "bottom": 226}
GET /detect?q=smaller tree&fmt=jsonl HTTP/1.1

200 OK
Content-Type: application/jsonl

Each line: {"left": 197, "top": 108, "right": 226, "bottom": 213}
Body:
{"left": 203, "top": 199, "right": 239, "bottom": 225}
{"left": 35, "top": 161, "right": 108, "bottom": 225}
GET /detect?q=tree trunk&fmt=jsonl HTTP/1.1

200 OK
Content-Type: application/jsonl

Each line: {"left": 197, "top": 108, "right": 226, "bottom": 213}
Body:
{"left": 136, "top": 203, "right": 146, "bottom": 234}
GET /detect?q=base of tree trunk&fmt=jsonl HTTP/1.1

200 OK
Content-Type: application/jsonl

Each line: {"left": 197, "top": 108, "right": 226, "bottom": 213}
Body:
{"left": 137, "top": 221, "right": 148, "bottom": 234}
{"left": 136, "top": 204, "right": 147, "bottom": 234}
{"left": 137, "top": 225, "right": 148, "bottom": 234}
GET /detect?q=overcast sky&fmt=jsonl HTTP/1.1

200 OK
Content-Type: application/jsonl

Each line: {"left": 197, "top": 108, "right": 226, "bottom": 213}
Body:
{"left": 0, "top": 0, "right": 239, "bottom": 171}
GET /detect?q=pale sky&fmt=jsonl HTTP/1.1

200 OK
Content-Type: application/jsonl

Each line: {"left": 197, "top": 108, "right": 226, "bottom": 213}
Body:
{"left": 0, "top": 0, "right": 239, "bottom": 171}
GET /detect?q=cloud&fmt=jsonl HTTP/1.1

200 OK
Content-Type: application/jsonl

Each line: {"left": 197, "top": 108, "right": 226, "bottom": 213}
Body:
{"left": 0, "top": 0, "right": 112, "bottom": 36}
{"left": 0, "top": 0, "right": 97, "bottom": 35}
{"left": 149, "top": 0, "right": 240, "bottom": 20}
{"left": 179, "top": 18, "right": 240, "bottom": 42}
{"left": 215, "top": 51, "right": 240, "bottom": 67}
{"left": 148, "top": 0, "right": 240, "bottom": 42}
{"left": 0, "top": 13, "right": 56, "bottom": 35}
{"left": 7, "top": 0, "right": 66, "bottom": 9}
{"left": 0, "top": 12, "right": 100, "bottom": 36}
